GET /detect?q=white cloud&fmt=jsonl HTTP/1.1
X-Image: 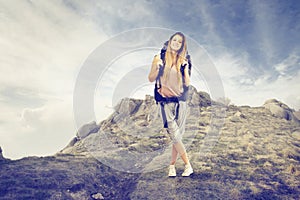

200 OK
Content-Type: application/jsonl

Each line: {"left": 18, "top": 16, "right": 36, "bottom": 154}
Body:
{"left": 0, "top": 0, "right": 107, "bottom": 159}
{"left": 274, "top": 53, "right": 300, "bottom": 76}
{"left": 21, "top": 107, "right": 45, "bottom": 128}
{"left": 212, "top": 51, "right": 300, "bottom": 110}
{"left": 214, "top": 52, "right": 250, "bottom": 80}
{"left": 0, "top": 98, "right": 76, "bottom": 159}
{"left": 253, "top": 70, "right": 300, "bottom": 110}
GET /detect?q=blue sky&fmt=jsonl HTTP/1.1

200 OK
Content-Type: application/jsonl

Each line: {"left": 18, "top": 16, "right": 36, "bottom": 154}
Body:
{"left": 0, "top": 0, "right": 299, "bottom": 159}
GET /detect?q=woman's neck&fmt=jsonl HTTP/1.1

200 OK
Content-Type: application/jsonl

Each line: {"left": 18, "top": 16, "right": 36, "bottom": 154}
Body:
{"left": 171, "top": 49, "right": 177, "bottom": 55}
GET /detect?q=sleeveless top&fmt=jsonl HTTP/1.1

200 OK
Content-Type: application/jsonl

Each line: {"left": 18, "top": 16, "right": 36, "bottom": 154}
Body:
{"left": 159, "top": 66, "right": 183, "bottom": 97}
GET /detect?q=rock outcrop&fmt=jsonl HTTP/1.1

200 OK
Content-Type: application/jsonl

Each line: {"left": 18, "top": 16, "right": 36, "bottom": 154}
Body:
{"left": 76, "top": 121, "right": 100, "bottom": 139}
{"left": 0, "top": 87, "right": 299, "bottom": 199}
{"left": 264, "top": 99, "right": 300, "bottom": 124}
{"left": 294, "top": 110, "right": 300, "bottom": 121}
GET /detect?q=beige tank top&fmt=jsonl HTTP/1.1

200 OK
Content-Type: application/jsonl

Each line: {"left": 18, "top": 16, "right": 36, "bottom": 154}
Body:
{"left": 159, "top": 66, "right": 183, "bottom": 97}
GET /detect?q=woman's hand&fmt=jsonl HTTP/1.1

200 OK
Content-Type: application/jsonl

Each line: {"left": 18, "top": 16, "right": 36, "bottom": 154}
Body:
{"left": 182, "top": 60, "right": 190, "bottom": 75}
{"left": 182, "top": 60, "right": 189, "bottom": 70}
{"left": 182, "top": 60, "right": 188, "bottom": 67}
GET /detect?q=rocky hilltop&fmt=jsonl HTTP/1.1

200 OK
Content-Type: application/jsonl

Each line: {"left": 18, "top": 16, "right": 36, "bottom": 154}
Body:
{"left": 0, "top": 86, "right": 300, "bottom": 200}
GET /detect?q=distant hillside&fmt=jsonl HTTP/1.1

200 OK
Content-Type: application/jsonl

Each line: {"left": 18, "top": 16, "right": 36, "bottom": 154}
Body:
{"left": 0, "top": 86, "right": 299, "bottom": 199}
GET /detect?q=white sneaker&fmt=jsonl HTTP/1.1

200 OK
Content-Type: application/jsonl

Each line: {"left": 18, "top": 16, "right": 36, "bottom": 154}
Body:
{"left": 168, "top": 165, "right": 176, "bottom": 177}
{"left": 182, "top": 164, "right": 193, "bottom": 177}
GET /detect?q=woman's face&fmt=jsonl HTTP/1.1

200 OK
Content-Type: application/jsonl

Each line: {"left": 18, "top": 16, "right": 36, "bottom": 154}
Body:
{"left": 170, "top": 34, "right": 183, "bottom": 52}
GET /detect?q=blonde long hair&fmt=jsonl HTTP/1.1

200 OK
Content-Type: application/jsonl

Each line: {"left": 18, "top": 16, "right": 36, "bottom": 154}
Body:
{"left": 162, "top": 32, "right": 187, "bottom": 88}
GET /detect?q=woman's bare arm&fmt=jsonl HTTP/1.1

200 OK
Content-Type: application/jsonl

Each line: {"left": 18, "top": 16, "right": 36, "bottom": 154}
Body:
{"left": 148, "top": 55, "right": 163, "bottom": 82}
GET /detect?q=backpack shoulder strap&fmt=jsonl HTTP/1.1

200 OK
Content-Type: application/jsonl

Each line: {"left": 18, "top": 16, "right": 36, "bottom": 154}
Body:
{"left": 160, "top": 41, "right": 168, "bottom": 63}
{"left": 155, "top": 41, "right": 168, "bottom": 86}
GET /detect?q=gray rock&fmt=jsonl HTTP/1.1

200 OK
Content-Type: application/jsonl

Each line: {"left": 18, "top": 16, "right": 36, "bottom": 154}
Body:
{"left": 229, "top": 115, "right": 241, "bottom": 122}
{"left": 291, "top": 131, "right": 300, "bottom": 140}
{"left": 263, "top": 99, "right": 299, "bottom": 124}
{"left": 229, "top": 111, "right": 246, "bottom": 122}
{"left": 234, "top": 111, "right": 246, "bottom": 118}
{"left": 91, "top": 192, "right": 104, "bottom": 199}
{"left": 186, "top": 85, "right": 211, "bottom": 107}
{"left": 76, "top": 121, "right": 100, "bottom": 139}
{"left": 114, "top": 98, "right": 143, "bottom": 116}
{"left": 59, "top": 137, "right": 79, "bottom": 153}
{"left": 294, "top": 110, "right": 300, "bottom": 120}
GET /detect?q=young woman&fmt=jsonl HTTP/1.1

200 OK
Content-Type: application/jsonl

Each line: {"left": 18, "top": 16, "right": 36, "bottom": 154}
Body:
{"left": 148, "top": 32, "right": 193, "bottom": 177}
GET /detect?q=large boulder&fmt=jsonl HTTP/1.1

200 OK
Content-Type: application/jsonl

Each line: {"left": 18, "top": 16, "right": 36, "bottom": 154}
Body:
{"left": 182, "top": 85, "right": 211, "bottom": 107}
{"left": 114, "top": 98, "right": 143, "bottom": 116}
{"left": 263, "top": 99, "right": 299, "bottom": 123}
{"left": 294, "top": 110, "right": 300, "bottom": 121}
{"left": 76, "top": 121, "right": 100, "bottom": 139}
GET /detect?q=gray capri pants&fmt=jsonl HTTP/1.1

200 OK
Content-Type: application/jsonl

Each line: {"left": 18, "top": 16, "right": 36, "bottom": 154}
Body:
{"left": 160, "top": 101, "right": 187, "bottom": 143}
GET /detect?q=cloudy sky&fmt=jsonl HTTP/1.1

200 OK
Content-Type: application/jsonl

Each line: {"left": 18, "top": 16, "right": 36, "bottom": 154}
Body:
{"left": 0, "top": 0, "right": 299, "bottom": 159}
